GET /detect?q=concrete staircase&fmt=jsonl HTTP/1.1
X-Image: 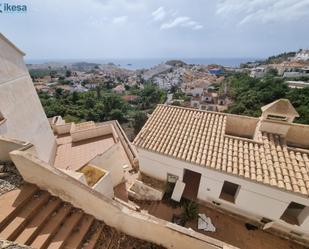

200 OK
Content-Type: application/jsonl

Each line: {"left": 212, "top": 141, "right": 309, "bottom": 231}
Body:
{"left": 0, "top": 184, "right": 114, "bottom": 249}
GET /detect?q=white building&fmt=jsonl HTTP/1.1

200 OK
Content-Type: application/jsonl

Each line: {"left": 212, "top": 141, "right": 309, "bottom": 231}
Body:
{"left": 250, "top": 67, "right": 266, "bottom": 78}
{"left": 294, "top": 49, "right": 309, "bottom": 61}
{"left": 0, "top": 33, "right": 56, "bottom": 163}
{"left": 286, "top": 81, "right": 309, "bottom": 89}
{"left": 134, "top": 100, "right": 309, "bottom": 241}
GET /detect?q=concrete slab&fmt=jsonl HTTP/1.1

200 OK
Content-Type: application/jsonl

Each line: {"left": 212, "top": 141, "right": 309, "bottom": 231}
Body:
{"left": 171, "top": 180, "right": 186, "bottom": 202}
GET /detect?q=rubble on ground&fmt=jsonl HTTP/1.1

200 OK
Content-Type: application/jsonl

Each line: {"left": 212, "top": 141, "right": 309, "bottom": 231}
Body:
{"left": 0, "top": 161, "right": 24, "bottom": 196}
{"left": 0, "top": 239, "right": 30, "bottom": 249}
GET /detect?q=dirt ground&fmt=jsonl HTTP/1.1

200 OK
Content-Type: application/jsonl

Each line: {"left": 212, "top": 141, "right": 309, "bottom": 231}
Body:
{"left": 143, "top": 200, "right": 308, "bottom": 249}
{"left": 186, "top": 204, "right": 308, "bottom": 249}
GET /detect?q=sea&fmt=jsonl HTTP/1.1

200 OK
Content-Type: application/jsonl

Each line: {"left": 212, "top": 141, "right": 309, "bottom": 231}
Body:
{"left": 26, "top": 58, "right": 260, "bottom": 70}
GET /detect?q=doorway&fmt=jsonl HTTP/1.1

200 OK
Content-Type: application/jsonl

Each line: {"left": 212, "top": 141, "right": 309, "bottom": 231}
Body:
{"left": 182, "top": 169, "right": 201, "bottom": 201}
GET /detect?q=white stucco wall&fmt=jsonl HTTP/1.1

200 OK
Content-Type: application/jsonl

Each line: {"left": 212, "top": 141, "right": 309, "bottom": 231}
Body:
{"left": 0, "top": 34, "right": 56, "bottom": 163}
{"left": 137, "top": 147, "right": 309, "bottom": 239}
{"left": 90, "top": 143, "right": 128, "bottom": 186}
{"left": 0, "top": 136, "right": 29, "bottom": 161}
{"left": 93, "top": 171, "right": 114, "bottom": 198}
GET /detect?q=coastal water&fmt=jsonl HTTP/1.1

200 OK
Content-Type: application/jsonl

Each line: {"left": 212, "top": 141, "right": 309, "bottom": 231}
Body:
{"left": 26, "top": 57, "right": 259, "bottom": 70}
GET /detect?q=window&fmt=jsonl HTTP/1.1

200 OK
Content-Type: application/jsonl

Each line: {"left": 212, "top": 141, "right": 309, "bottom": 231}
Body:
{"left": 280, "top": 202, "right": 308, "bottom": 226}
{"left": 167, "top": 173, "right": 178, "bottom": 183}
{"left": 219, "top": 181, "right": 240, "bottom": 203}
{"left": 267, "top": 114, "right": 287, "bottom": 121}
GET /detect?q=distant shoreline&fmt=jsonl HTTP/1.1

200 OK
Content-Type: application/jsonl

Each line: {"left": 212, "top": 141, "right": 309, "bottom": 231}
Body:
{"left": 25, "top": 57, "right": 261, "bottom": 70}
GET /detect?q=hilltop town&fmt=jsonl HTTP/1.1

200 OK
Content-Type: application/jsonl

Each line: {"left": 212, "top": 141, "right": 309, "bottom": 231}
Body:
{"left": 0, "top": 33, "right": 309, "bottom": 249}
{"left": 27, "top": 48, "right": 309, "bottom": 143}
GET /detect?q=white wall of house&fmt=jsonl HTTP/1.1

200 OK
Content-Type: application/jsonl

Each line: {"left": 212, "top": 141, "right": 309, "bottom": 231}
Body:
{"left": 137, "top": 147, "right": 309, "bottom": 239}
{"left": 186, "top": 87, "right": 204, "bottom": 97}
{"left": 0, "top": 34, "right": 56, "bottom": 163}
{"left": 190, "top": 100, "right": 200, "bottom": 109}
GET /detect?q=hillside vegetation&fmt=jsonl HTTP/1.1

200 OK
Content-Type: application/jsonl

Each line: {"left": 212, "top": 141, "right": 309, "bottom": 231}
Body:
{"left": 226, "top": 73, "right": 309, "bottom": 124}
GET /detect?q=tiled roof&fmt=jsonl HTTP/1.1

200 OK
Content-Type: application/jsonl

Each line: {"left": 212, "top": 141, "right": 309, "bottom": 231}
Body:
{"left": 133, "top": 105, "right": 309, "bottom": 197}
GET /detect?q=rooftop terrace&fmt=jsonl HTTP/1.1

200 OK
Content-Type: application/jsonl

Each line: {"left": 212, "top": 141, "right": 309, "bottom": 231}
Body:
{"left": 54, "top": 134, "right": 115, "bottom": 171}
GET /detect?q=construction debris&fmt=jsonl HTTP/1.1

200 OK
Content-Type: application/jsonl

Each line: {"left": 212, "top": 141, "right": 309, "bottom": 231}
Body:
{"left": 0, "top": 162, "right": 24, "bottom": 196}
{"left": 198, "top": 214, "right": 216, "bottom": 232}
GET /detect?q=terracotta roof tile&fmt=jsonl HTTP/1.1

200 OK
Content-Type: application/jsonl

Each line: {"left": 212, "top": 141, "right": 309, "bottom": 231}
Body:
{"left": 134, "top": 105, "right": 309, "bottom": 197}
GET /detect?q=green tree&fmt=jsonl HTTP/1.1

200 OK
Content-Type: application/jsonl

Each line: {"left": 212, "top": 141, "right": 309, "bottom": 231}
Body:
{"left": 109, "top": 109, "right": 125, "bottom": 122}
{"left": 139, "top": 84, "right": 166, "bottom": 109}
{"left": 131, "top": 111, "right": 147, "bottom": 134}
{"left": 181, "top": 201, "right": 199, "bottom": 222}
{"left": 85, "top": 97, "right": 96, "bottom": 109}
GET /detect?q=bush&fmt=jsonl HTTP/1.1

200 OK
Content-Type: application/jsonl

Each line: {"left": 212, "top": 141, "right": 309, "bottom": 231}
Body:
{"left": 181, "top": 201, "right": 199, "bottom": 222}
{"left": 131, "top": 111, "right": 147, "bottom": 134}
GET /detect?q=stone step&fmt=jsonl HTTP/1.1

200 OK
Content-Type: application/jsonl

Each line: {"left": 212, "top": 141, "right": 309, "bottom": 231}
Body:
{"left": 82, "top": 224, "right": 103, "bottom": 249}
{"left": 16, "top": 197, "right": 62, "bottom": 246}
{"left": 62, "top": 214, "right": 94, "bottom": 249}
{"left": 0, "top": 184, "right": 38, "bottom": 231}
{"left": 30, "top": 204, "right": 72, "bottom": 249}
{"left": 47, "top": 210, "right": 83, "bottom": 249}
{"left": 0, "top": 191, "right": 50, "bottom": 241}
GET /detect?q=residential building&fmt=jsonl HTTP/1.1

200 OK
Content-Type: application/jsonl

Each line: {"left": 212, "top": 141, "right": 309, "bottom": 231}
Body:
{"left": 134, "top": 100, "right": 309, "bottom": 241}
{"left": 283, "top": 67, "right": 309, "bottom": 78}
{"left": 250, "top": 67, "right": 266, "bottom": 78}
{"left": 293, "top": 49, "right": 309, "bottom": 61}
{"left": 112, "top": 84, "right": 125, "bottom": 94}
{"left": 286, "top": 81, "right": 309, "bottom": 89}
{"left": 208, "top": 68, "right": 224, "bottom": 75}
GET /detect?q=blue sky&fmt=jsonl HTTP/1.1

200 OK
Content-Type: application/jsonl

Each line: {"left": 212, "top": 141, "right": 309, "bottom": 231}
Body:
{"left": 1, "top": 0, "right": 309, "bottom": 60}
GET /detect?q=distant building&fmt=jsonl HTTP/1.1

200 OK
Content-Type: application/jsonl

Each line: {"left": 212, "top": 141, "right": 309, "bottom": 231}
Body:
{"left": 293, "top": 49, "right": 309, "bottom": 61}
{"left": 122, "top": 95, "right": 138, "bottom": 102}
{"left": 186, "top": 87, "right": 204, "bottom": 97}
{"left": 286, "top": 80, "right": 309, "bottom": 89}
{"left": 283, "top": 67, "right": 309, "bottom": 78}
{"left": 250, "top": 67, "right": 266, "bottom": 78}
{"left": 112, "top": 84, "right": 126, "bottom": 94}
{"left": 208, "top": 68, "right": 224, "bottom": 75}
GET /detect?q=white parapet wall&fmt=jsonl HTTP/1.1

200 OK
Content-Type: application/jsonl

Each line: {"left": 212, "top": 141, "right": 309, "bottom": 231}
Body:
{"left": 0, "top": 136, "right": 29, "bottom": 161}
{"left": 90, "top": 142, "right": 129, "bottom": 187}
{"left": 10, "top": 147, "right": 237, "bottom": 249}
{"left": 71, "top": 124, "right": 113, "bottom": 143}
{"left": 128, "top": 180, "right": 164, "bottom": 201}
{"left": 93, "top": 171, "right": 114, "bottom": 199}
{"left": 54, "top": 123, "right": 72, "bottom": 135}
